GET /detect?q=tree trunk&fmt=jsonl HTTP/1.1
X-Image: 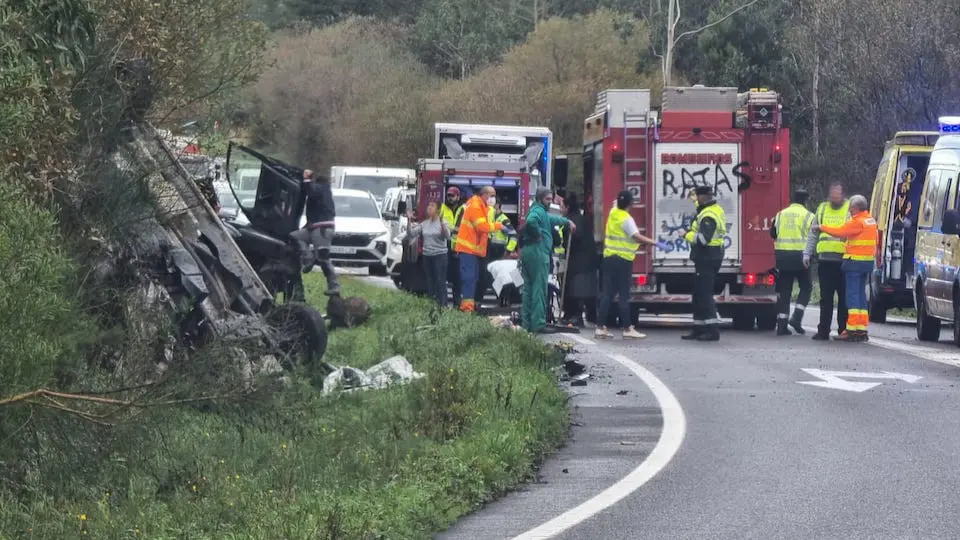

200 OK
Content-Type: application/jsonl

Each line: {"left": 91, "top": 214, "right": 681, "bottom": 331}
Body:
{"left": 812, "top": 3, "right": 821, "bottom": 158}
{"left": 664, "top": 0, "right": 676, "bottom": 87}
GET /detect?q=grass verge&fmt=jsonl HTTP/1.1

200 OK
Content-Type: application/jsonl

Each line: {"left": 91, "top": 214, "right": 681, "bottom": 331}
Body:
{"left": 0, "top": 275, "right": 569, "bottom": 539}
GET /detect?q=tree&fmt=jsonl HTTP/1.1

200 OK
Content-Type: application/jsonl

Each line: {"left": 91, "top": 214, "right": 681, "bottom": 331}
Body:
{"left": 653, "top": 0, "right": 762, "bottom": 86}
{"left": 411, "top": 0, "right": 528, "bottom": 79}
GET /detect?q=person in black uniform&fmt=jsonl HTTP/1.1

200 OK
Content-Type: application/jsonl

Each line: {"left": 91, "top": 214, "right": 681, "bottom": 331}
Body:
{"left": 681, "top": 186, "right": 726, "bottom": 342}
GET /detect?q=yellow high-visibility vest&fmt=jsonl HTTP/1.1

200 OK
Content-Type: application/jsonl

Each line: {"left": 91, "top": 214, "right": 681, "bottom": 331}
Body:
{"left": 444, "top": 204, "right": 464, "bottom": 249}
{"left": 816, "top": 201, "right": 850, "bottom": 255}
{"left": 490, "top": 211, "right": 512, "bottom": 245}
{"left": 554, "top": 226, "right": 565, "bottom": 255}
{"left": 773, "top": 203, "right": 814, "bottom": 251}
{"left": 603, "top": 208, "right": 640, "bottom": 261}
{"left": 684, "top": 204, "right": 726, "bottom": 247}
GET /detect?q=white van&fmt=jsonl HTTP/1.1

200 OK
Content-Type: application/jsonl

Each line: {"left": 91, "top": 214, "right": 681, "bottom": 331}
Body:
{"left": 330, "top": 166, "right": 415, "bottom": 205}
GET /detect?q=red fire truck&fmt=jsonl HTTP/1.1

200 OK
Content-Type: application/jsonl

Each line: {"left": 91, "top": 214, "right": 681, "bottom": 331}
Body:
{"left": 395, "top": 157, "right": 539, "bottom": 295}
{"left": 583, "top": 86, "right": 789, "bottom": 330}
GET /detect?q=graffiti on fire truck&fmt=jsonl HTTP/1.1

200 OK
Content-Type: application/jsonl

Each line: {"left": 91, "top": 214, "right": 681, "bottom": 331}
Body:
{"left": 653, "top": 143, "right": 745, "bottom": 258}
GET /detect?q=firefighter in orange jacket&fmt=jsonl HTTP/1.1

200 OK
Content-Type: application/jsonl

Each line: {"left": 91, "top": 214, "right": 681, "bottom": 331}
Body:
{"left": 814, "top": 194, "right": 878, "bottom": 342}
{"left": 455, "top": 185, "right": 507, "bottom": 312}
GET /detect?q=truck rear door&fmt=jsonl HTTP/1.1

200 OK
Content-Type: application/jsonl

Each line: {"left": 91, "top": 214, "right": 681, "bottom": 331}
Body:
{"left": 653, "top": 142, "right": 742, "bottom": 266}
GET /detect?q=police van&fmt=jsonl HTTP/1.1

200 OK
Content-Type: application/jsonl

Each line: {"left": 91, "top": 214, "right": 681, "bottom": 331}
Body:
{"left": 913, "top": 117, "right": 960, "bottom": 344}
{"left": 868, "top": 130, "right": 939, "bottom": 322}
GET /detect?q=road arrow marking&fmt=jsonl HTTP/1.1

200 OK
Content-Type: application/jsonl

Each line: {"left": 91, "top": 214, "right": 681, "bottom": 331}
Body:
{"left": 797, "top": 369, "right": 922, "bottom": 393}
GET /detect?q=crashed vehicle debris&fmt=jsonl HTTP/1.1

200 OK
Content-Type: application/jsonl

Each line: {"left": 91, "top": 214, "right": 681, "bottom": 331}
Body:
{"left": 97, "top": 122, "right": 330, "bottom": 377}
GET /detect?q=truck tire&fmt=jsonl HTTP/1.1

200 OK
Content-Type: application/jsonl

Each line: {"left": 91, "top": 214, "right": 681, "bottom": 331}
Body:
{"left": 265, "top": 301, "right": 328, "bottom": 369}
{"left": 953, "top": 297, "right": 960, "bottom": 347}
{"left": 915, "top": 288, "right": 941, "bottom": 342}
{"left": 755, "top": 306, "right": 778, "bottom": 331}
{"left": 731, "top": 308, "right": 756, "bottom": 331}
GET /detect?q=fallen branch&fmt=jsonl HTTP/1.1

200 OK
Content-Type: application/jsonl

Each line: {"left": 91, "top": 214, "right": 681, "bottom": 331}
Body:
{"left": 0, "top": 387, "right": 241, "bottom": 425}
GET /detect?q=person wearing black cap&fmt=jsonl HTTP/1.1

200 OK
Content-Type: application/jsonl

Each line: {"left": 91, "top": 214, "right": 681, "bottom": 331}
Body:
{"left": 595, "top": 190, "right": 664, "bottom": 339}
{"left": 441, "top": 186, "right": 464, "bottom": 306}
{"left": 680, "top": 186, "right": 727, "bottom": 341}
{"left": 770, "top": 188, "right": 817, "bottom": 335}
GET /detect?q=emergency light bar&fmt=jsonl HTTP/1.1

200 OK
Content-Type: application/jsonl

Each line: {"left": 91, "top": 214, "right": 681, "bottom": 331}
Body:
{"left": 938, "top": 116, "right": 960, "bottom": 133}
{"left": 446, "top": 176, "right": 521, "bottom": 187}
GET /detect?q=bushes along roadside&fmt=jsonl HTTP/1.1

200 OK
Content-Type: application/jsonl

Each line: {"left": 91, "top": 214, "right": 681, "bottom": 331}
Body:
{"left": 0, "top": 275, "right": 568, "bottom": 539}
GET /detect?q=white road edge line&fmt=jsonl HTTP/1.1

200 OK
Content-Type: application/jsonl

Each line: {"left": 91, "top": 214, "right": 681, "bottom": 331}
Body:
{"left": 566, "top": 334, "right": 596, "bottom": 346}
{"left": 512, "top": 352, "right": 686, "bottom": 540}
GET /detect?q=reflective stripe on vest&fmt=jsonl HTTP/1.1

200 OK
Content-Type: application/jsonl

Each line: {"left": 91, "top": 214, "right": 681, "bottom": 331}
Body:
{"left": 450, "top": 205, "right": 465, "bottom": 248}
{"left": 816, "top": 201, "right": 849, "bottom": 255}
{"left": 490, "top": 211, "right": 510, "bottom": 244}
{"left": 773, "top": 203, "right": 814, "bottom": 251}
{"left": 844, "top": 212, "right": 878, "bottom": 261}
{"left": 689, "top": 204, "right": 726, "bottom": 247}
{"left": 602, "top": 208, "right": 640, "bottom": 261}
{"left": 554, "top": 226, "right": 565, "bottom": 255}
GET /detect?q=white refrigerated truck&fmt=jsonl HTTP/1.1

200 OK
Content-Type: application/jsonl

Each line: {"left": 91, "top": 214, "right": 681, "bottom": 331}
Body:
{"left": 434, "top": 123, "right": 554, "bottom": 191}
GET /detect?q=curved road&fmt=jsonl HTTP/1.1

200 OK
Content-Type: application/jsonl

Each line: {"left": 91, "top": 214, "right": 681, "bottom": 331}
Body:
{"left": 353, "top": 271, "right": 960, "bottom": 538}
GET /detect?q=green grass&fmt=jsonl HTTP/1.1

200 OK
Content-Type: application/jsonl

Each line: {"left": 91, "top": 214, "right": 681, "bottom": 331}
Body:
{"left": 0, "top": 276, "right": 569, "bottom": 539}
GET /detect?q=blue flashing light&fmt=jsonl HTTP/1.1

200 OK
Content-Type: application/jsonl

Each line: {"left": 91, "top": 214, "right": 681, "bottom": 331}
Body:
{"left": 939, "top": 116, "right": 960, "bottom": 134}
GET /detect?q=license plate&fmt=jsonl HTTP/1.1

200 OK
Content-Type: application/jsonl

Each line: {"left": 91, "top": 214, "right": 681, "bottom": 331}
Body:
{"left": 330, "top": 246, "right": 356, "bottom": 255}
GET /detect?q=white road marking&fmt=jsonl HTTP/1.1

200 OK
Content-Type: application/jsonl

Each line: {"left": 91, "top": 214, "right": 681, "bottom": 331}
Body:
{"left": 799, "top": 321, "right": 960, "bottom": 369}
{"left": 797, "top": 368, "right": 922, "bottom": 392}
{"left": 565, "top": 333, "right": 596, "bottom": 346}
{"left": 512, "top": 352, "right": 686, "bottom": 539}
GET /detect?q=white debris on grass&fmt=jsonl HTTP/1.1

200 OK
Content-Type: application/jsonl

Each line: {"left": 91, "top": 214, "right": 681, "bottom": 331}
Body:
{"left": 322, "top": 355, "right": 424, "bottom": 395}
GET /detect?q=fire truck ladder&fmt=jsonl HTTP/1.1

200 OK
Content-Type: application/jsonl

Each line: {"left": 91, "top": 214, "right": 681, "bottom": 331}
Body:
{"left": 622, "top": 111, "right": 649, "bottom": 195}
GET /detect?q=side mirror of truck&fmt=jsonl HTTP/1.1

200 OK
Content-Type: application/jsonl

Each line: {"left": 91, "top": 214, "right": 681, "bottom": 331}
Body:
{"left": 553, "top": 155, "right": 568, "bottom": 189}
{"left": 943, "top": 209, "right": 960, "bottom": 235}
{"left": 382, "top": 211, "right": 399, "bottom": 221}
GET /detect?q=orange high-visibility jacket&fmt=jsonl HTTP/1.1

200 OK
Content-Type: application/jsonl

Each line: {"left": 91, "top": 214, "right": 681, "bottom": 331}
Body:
{"left": 454, "top": 195, "right": 502, "bottom": 257}
{"left": 818, "top": 210, "right": 878, "bottom": 262}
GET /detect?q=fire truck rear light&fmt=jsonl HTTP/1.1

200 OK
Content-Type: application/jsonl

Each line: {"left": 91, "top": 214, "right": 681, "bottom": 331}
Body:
{"left": 744, "top": 273, "right": 757, "bottom": 286}
{"left": 764, "top": 274, "right": 775, "bottom": 286}
{"left": 635, "top": 275, "right": 647, "bottom": 286}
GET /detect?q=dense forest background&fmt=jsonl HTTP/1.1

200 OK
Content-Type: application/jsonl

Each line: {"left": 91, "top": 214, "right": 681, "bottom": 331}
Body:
{"left": 238, "top": 0, "right": 960, "bottom": 199}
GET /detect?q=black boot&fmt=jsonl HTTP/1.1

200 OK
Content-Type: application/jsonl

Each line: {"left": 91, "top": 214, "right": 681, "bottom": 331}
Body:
{"left": 681, "top": 328, "right": 703, "bottom": 340}
{"left": 696, "top": 325, "right": 720, "bottom": 341}
{"left": 776, "top": 319, "right": 792, "bottom": 336}
{"left": 812, "top": 331, "right": 830, "bottom": 341}
{"left": 789, "top": 311, "right": 805, "bottom": 334}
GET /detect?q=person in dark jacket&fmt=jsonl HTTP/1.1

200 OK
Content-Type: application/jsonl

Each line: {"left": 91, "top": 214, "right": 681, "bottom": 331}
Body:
{"left": 560, "top": 194, "right": 598, "bottom": 327}
{"left": 291, "top": 169, "right": 340, "bottom": 296}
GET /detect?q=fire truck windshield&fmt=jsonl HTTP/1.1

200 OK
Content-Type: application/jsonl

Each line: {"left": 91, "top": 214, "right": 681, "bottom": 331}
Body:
{"left": 343, "top": 175, "right": 405, "bottom": 199}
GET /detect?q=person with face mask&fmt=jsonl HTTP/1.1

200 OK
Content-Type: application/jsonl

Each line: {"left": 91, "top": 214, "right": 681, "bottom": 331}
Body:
{"left": 454, "top": 185, "right": 507, "bottom": 312}
{"left": 812, "top": 182, "right": 849, "bottom": 340}
{"left": 441, "top": 187, "right": 464, "bottom": 306}
{"left": 520, "top": 188, "right": 572, "bottom": 333}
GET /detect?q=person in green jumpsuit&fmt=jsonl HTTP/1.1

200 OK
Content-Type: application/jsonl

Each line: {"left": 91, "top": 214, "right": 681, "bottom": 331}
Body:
{"left": 521, "top": 187, "right": 574, "bottom": 333}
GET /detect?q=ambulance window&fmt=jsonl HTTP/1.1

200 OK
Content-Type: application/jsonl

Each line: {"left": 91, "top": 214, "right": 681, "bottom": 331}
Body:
{"left": 920, "top": 170, "right": 947, "bottom": 229}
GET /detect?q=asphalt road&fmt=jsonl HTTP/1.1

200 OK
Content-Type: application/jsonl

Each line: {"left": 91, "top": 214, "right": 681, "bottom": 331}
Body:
{"left": 352, "top": 271, "right": 960, "bottom": 539}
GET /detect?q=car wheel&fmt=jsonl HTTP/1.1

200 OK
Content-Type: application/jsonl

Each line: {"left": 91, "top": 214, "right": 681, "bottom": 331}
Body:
{"left": 264, "top": 301, "right": 329, "bottom": 370}
{"left": 953, "top": 292, "right": 960, "bottom": 347}
{"left": 868, "top": 283, "right": 887, "bottom": 323}
{"left": 916, "top": 288, "right": 941, "bottom": 342}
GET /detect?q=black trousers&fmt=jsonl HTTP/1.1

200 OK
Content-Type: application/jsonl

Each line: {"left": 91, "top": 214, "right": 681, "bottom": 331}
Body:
{"left": 447, "top": 251, "right": 461, "bottom": 305}
{"left": 776, "top": 268, "right": 812, "bottom": 319}
{"left": 817, "top": 259, "right": 847, "bottom": 334}
{"left": 693, "top": 259, "right": 722, "bottom": 332}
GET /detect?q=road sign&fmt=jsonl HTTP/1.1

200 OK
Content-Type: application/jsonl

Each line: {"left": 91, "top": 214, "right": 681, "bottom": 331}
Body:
{"left": 796, "top": 369, "right": 922, "bottom": 393}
